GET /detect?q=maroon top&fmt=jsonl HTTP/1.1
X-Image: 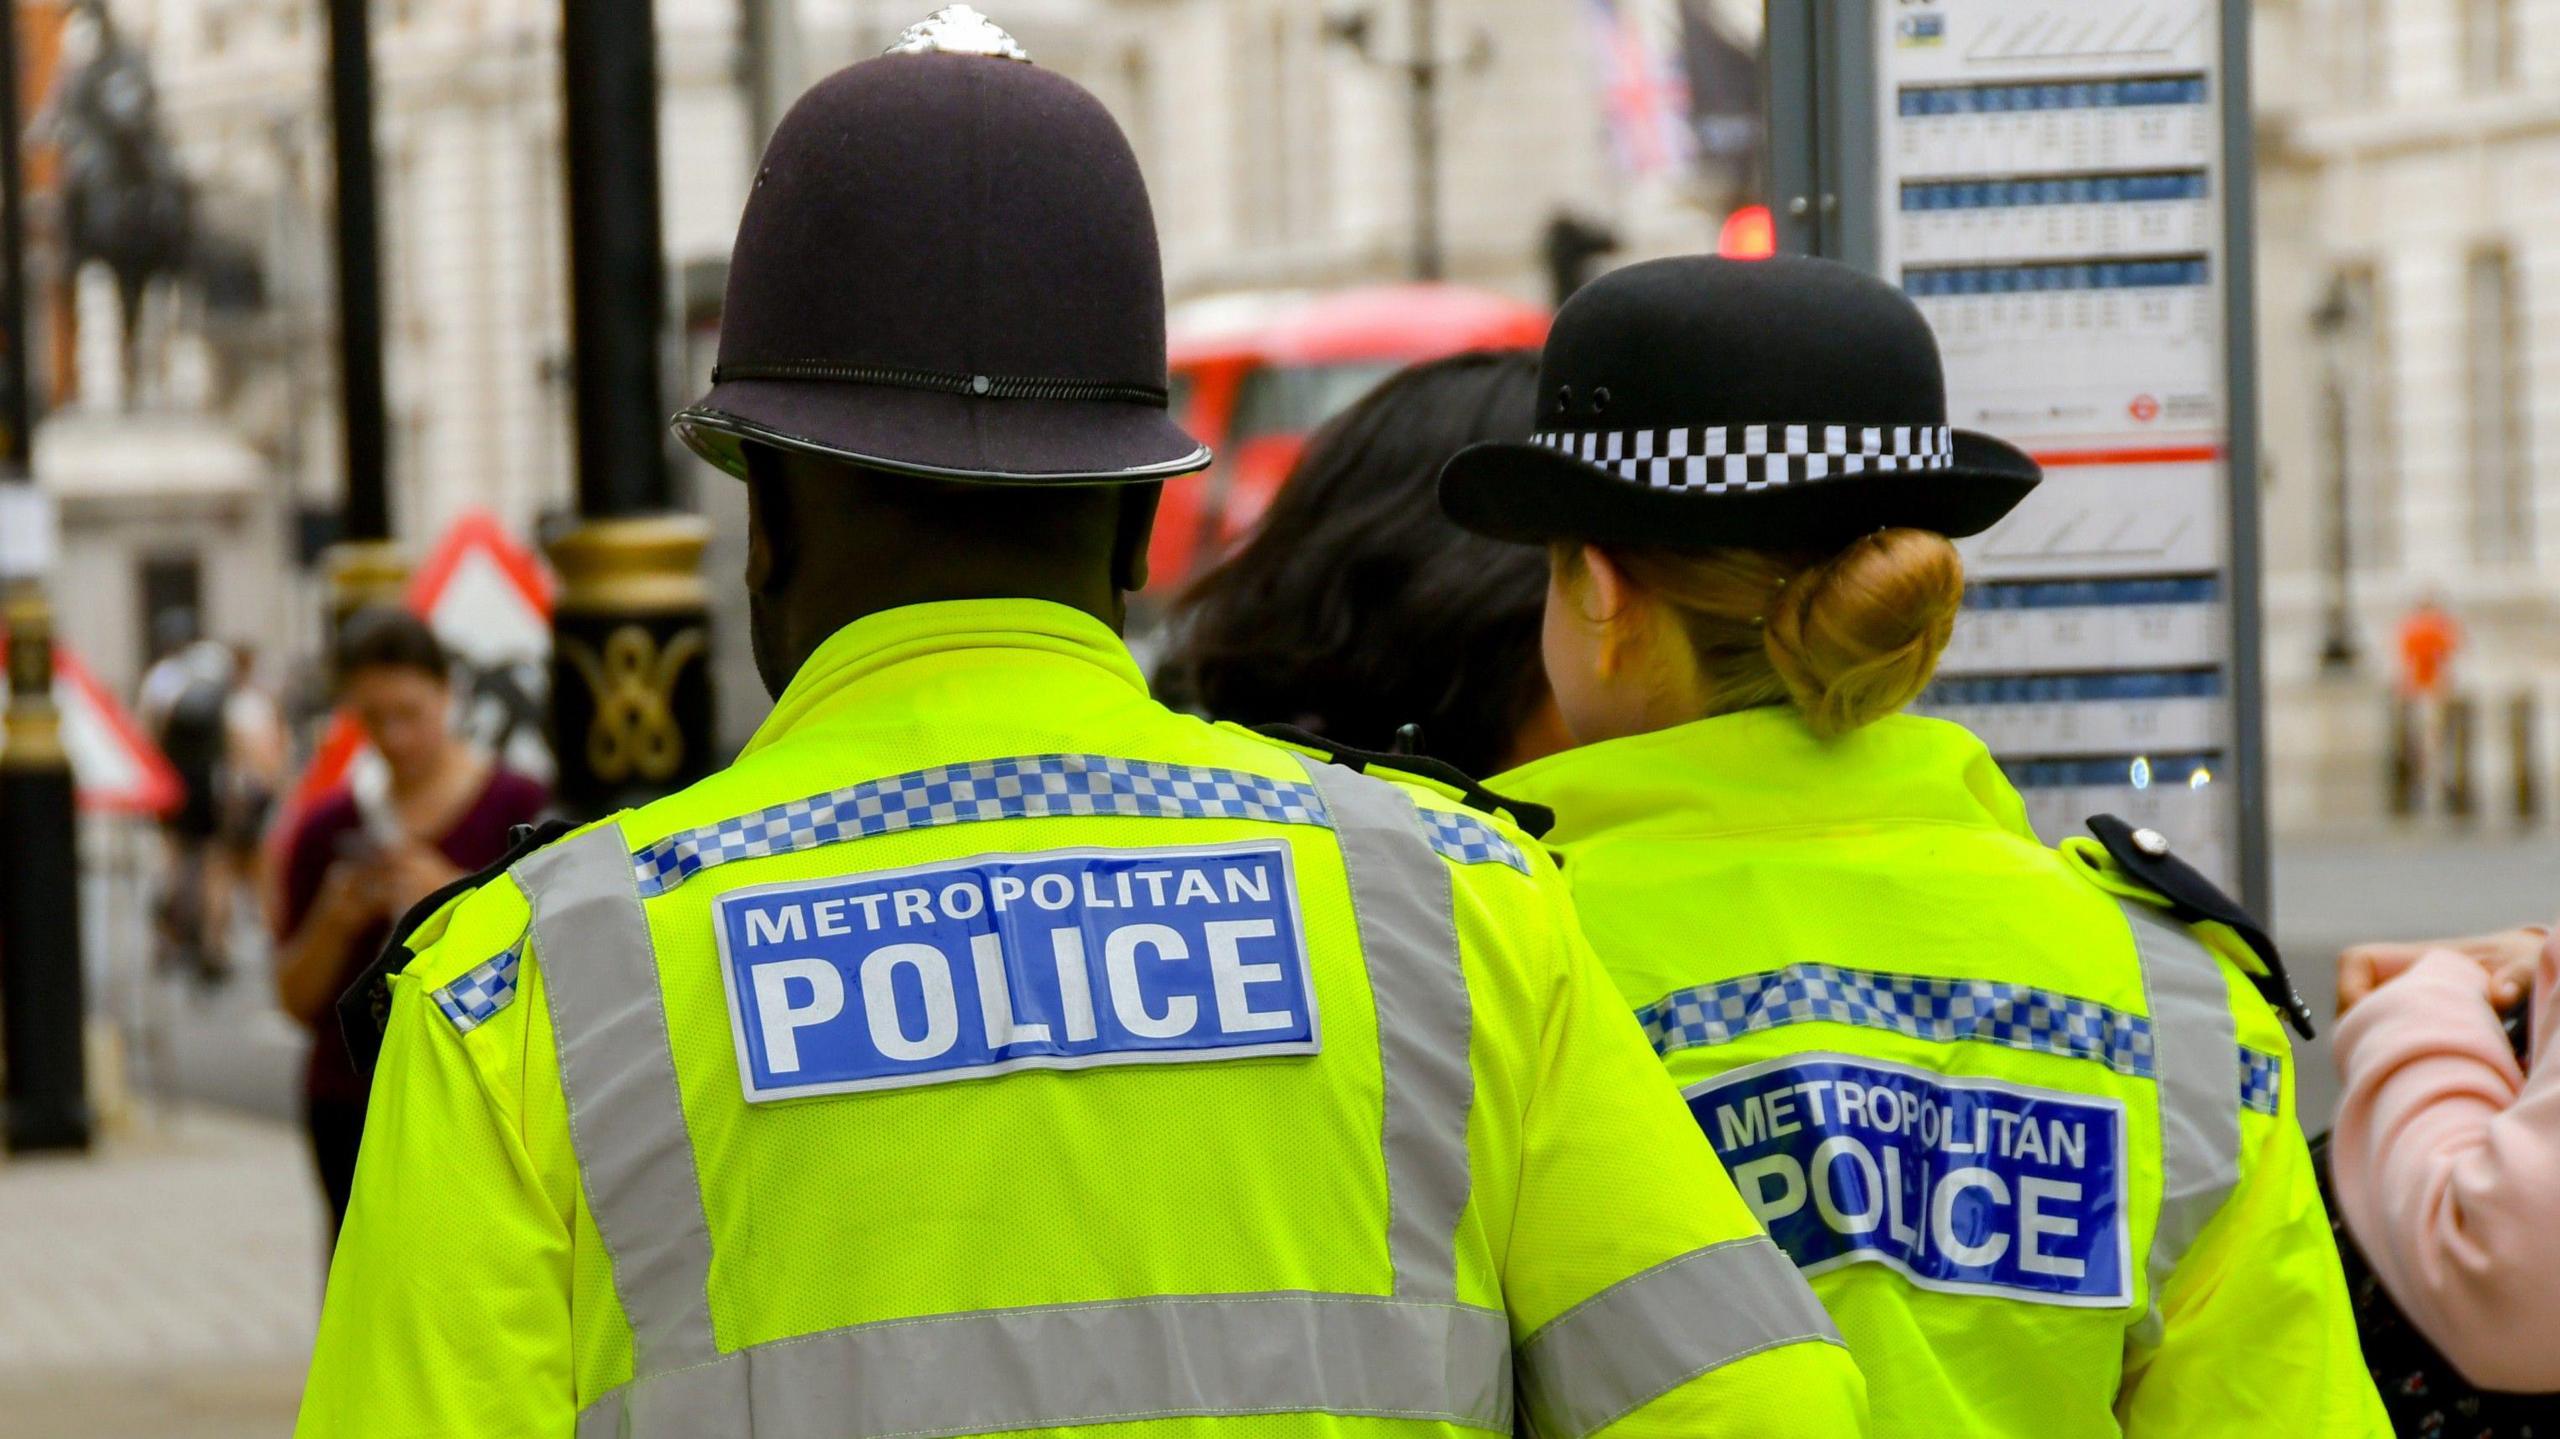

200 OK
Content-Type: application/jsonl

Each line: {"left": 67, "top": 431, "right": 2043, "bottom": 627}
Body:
{"left": 278, "top": 767, "right": 550, "bottom": 1105}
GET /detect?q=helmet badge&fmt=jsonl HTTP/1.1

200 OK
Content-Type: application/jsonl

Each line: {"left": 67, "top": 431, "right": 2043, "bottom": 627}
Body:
{"left": 885, "top": 6, "right": 1033, "bottom": 63}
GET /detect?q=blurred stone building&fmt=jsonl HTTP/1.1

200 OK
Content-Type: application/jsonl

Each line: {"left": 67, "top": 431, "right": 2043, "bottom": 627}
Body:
{"left": 2255, "top": 0, "right": 2560, "bottom": 831}
{"left": 1054, "top": 0, "right": 1740, "bottom": 300}
{"left": 53, "top": 0, "right": 1740, "bottom": 739}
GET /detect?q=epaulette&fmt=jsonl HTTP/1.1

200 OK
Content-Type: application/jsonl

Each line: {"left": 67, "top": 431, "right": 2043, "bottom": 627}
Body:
{"left": 336, "top": 818, "right": 577, "bottom": 1077}
{"left": 1251, "top": 722, "right": 1555, "bottom": 839}
{"left": 2087, "top": 814, "right": 2315, "bottom": 1040}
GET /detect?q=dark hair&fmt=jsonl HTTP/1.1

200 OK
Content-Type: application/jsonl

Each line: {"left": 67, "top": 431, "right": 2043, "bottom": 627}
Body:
{"left": 1158, "top": 350, "right": 1547, "bottom": 778}
{"left": 334, "top": 606, "right": 450, "bottom": 691}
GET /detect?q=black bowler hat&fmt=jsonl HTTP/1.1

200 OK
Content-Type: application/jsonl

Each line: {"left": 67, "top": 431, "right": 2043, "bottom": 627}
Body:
{"left": 673, "top": 7, "right": 1210, "bottom": 485}
{"left": 1439, "top": 254, "right": 2039, "bottom": 550}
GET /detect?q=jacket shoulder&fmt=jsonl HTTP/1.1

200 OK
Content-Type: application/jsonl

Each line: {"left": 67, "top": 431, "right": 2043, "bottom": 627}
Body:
{"left": 1236, "top": 722, "right": 1555, "bottom": 839}
{"left": 2060, "top": 815, "right": 2315, "bottom": 1040}
{"left": 335, "top": 817, "right": 582, "bottom": 1075}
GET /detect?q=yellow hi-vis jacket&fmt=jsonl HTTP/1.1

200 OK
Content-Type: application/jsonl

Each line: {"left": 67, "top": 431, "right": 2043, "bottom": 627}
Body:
{"left": 294, "top": 600, "right": 1866, "bottom": 1439}
{"left": 1495, "top": 709, "right": 2389, "bottom": 1439}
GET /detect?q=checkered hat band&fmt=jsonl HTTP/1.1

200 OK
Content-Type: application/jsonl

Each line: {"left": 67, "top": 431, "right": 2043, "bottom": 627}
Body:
{"left": 1636, "top": 961, "right": 2155, "bottom": 1078}
{"left": 1534, "top": 423, "right": 1956, "bottom": 494}
{"left": 430, "top": 946, "right": 525, "bottom": 1034}
{"left": 629, "top": 753, "right": 1528, "bottom": 896}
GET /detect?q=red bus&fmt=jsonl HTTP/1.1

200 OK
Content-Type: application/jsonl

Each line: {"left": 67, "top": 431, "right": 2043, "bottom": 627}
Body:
{"left": 1151, "top": 284, "right": 1551, "bottom": 592}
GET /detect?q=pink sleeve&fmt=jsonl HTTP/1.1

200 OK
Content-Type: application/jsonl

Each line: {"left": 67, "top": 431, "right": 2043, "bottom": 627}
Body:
{"left": 2330, "top": 936, "right": 2560, "bottom": 1392}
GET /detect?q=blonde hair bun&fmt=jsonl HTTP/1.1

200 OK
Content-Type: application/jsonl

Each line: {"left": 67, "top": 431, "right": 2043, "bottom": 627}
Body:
{"left": 1762, "top": 528, "right": 1964, "bottom": 739}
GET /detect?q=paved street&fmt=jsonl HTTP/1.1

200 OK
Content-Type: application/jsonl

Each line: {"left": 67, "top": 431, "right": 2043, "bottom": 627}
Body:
{"left": 0, "top": 1108, "right": 319, "bottom": 1439}
{"left": 2271, "top": 829, "right": 2560, "bottom": 1131}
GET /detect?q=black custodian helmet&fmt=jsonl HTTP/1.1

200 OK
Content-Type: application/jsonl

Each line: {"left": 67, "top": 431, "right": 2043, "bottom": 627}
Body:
{"left": 674, "top": 7, "right": 1210, "bottom": 486}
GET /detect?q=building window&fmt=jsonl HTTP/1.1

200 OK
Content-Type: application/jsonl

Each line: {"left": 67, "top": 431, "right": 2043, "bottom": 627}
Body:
{"left": 1229, "top": 6, "right": 1330, "bottom": 248}
{"left": 2462, "top": 0, "right": 2517, "bottom": 89}
{"left": 2325, "top": 264, "right": 2400, "bottom": 568}
{"left": 137, "top": 554, "right": 203, "bottom": 665}
{"left": 2338, "top": 0, "right": 2389, "bottom": 103}
{"left": 1118, "top": 44, "right": 1155, "bottom": 181}
{"left": 1231, "top": 11, "right": 1286, "bottom": 243}
{"left": 2466, "top": 246, "right": 2531, "bottom": 563}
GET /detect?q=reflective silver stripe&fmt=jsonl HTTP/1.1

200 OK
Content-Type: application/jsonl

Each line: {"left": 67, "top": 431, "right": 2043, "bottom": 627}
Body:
{"left": 2120, "top": 898, "right": 2241, "bottom": 1347}
{"left": 575, "top": 1291, "right": 1514, "bottom": 1439}
{"left": 1294, "top": 755, "right": 1475, "bottom": 1301}
{"left": 521, "top": 826, "right": 722, "bottom": 1374}
{"left": 1515, "top": 1237, "right": 1844, "bottom": 1439}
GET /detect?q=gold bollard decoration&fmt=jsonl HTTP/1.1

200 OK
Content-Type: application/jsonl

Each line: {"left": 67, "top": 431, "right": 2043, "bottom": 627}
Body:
{"left": 323, "top": 538, "right": 410, "bottom": 625}
{"left": 545, "top": 515, "right": 716, "bottom": 816}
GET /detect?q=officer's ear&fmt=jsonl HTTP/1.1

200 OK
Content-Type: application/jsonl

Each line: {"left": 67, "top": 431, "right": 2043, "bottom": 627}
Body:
{"left": 743, "top": 447, "right": 799, "bottom": 600}
{"left": 1565, "top": 544, "right": 1643, "bottom": 679}
{"left": 1108, "top": 482, "right": 1163, "bottom": 595}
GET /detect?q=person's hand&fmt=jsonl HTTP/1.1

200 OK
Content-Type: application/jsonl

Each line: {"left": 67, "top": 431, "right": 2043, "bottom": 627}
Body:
{"left": 311, "top": 859, "right": 388, "bottom": 933}
{"left": 2339, "top": 925, "right": 2547, "bottom": 1016}
{"left": 370, "top": 843, "right": 466, "bottom": 917}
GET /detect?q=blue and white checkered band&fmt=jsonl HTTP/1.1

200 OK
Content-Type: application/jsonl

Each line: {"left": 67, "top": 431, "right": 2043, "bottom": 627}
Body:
{"left": 2239, "top": 1047, "right": 2285, "bottom": 1116}
{"left": 631, "top": 753, "right": 1531, "bottom": 896}
{"left": 1640, "top": 961, "right": 2290, "bottom": 1112}
{"left": 1533, "top": 422, "right": 1956, "bottom": 493}
{"left": 1638, "top": 962, "right": 2156, "bottom": 1077}
{"left": 431, "top": 946, "right": 524, "bottom": 1033}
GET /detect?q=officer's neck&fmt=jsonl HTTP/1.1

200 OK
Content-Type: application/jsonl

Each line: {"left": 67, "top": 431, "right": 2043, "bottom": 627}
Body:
{"left": 768, "top": 563, "right": 1125, "bottom": 690}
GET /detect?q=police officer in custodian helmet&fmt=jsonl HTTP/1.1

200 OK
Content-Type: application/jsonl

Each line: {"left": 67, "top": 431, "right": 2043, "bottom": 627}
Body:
{"left": 1441, "top": 254, "right": 2390, "bottom": 1437}
{"left": 292, "top": 12, "right": 1866, "bottom": 1436}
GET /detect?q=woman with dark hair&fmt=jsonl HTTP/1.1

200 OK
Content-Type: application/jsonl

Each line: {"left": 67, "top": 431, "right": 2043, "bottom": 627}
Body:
{"left": 271, "top": 607, "right": 548, "bottom": 1243}
{"left": 1158, "top": 349, "right": 1566, "bottom": 777}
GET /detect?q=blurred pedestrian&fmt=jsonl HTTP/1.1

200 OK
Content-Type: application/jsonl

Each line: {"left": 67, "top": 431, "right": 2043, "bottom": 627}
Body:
{"left": 2331, "top": 921, "right": 2560, "bottom": 1396}
{"left": 219, "top": 642, "right": 288, "bottom": 937}
{"left": 141, "top": 608, "right": 242, "bottom": 985}
{"left": 293, "top": 19, "right": 1862, "bottom": 1435}
{"left": 1441, "top": 253, "right": 2388, "bottom": 1437}
{"left": 270, "top": 607, "right": 546, "bottom": 1243}
{"left": 2397, "top": 592, "right": 2462, "bottom": 700}
{"left": 1158, "top": 350, "right": 1567, "bottom": 777}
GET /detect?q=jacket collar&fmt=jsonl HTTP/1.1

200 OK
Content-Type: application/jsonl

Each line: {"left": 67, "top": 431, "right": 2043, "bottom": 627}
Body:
{"left": 740, "top": 599, "right": 1147, "bottom": 759}
{"left": 1493, "top": 706, "right": 2037, "bottom": 847}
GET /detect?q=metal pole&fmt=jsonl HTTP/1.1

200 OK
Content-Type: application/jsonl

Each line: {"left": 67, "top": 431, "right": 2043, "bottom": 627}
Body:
{"left": 324, "top": 0, "right": 387, "bottom": 545}
{"left": 2219, "top": 0, "right": 2273, "bottom": 914}
{"left": 2318, "top": 353, "right": 2359, "bottom": 670}
{"left": 563, "top": 0, "right": 672, "bottom": 521}
{"left": 1407, "top": 0, "right": 1442, "bottom": 281}
{"left": 320, "top": 0, "right": 403, "bottom": 614}
{"left": 548, "top": 0, "right": 712, "bottom": 818}
{"left": 1761, "top": 0, "right": 1820, "bottom": 256}
{"left": 0, "top": 0, "right": 92, "bottom": 1153}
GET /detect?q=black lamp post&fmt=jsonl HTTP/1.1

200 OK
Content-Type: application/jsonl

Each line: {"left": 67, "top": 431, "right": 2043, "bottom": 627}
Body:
{"left": 547, "top": 0, "right": 713, "bottom": 818}
{"left": 321, "top": 0, "right": 403, "bottom": 615}
{"left": 0, "top": 0, "right": 93, "bottom": 1153}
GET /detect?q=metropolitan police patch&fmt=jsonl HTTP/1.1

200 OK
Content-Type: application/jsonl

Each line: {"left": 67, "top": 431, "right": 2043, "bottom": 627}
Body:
{"left": 1686, "top": 1053, "right": 2132, "bottom": 1308}
{"left": 716, "top": 842, "right": 1319, "bottom": 1102}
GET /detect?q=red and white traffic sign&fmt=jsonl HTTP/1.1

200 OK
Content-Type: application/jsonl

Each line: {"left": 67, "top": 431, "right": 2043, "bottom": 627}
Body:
{"left": 287, "top": 510, "right": 557, "bottom": 813}
{"left": 0, "top": 639, "right": 183, "bottom": 815}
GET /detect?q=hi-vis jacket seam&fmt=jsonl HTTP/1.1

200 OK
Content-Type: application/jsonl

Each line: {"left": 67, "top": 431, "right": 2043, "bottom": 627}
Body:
{"left": 1637, "top": 960, "right": 2286, "bottom": 1113}
{"left": 630, "top": 752, "right": 1529, "bottom": 896}
{"left": 573, "top": 1291, "right": 1516, "bottom": 1439}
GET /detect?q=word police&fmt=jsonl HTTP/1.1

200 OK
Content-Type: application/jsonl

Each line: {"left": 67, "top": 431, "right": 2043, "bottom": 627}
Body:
{"left": 1690, "top": 1054, "right": 2131, "bottom": 1306}
{"left": 716, "top": 843, "right": 1319, "bottom": 1101}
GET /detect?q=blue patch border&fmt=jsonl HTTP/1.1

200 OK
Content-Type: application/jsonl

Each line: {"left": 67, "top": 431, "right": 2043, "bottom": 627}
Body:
{"left": 1684, "top": 1050, "right": 2136, "bottom": 1310}
{"left": 713, "top": 840, "right": 1321, "bottom": 1103}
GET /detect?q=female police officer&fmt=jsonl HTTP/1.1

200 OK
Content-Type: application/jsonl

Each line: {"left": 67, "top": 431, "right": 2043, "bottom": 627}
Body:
{"left": 1440, "top": 254, "right": 2388, "bottom": 1438}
